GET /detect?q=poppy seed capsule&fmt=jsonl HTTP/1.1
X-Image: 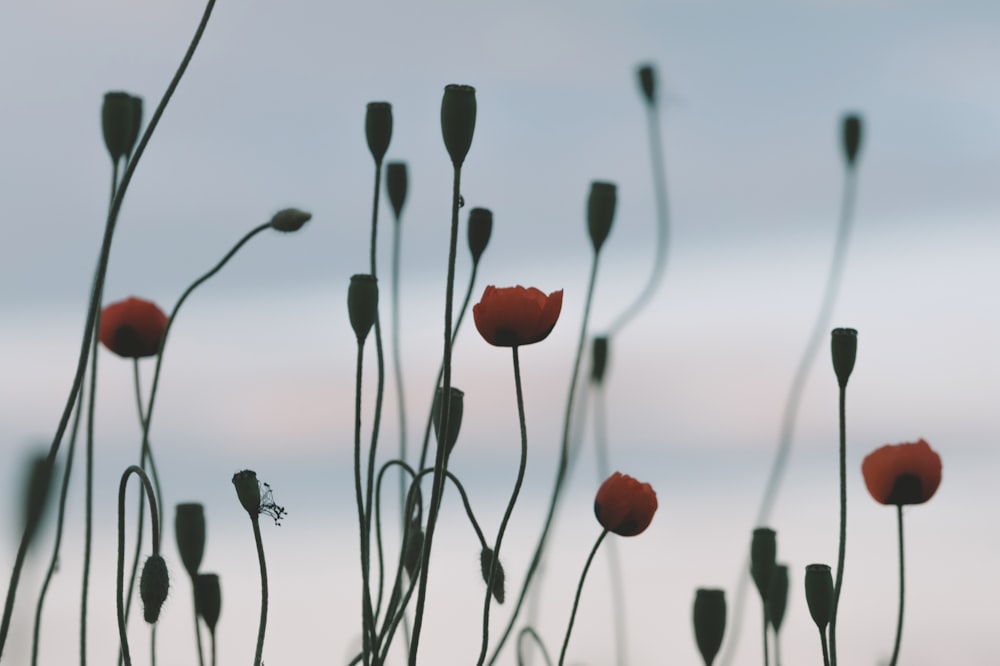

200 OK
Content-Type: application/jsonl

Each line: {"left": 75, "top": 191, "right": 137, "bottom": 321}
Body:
{"left": 766, "top": 564, "right": 789, "bottom": 632}
{"left": 232, "top": 470, "right": 262, "bottom": 517}
{"left": 830, "top": 327, "right": 858, "bottom": 389}
{"left": 587, "top": 181, "right": 617, "bottom": 253}
{"left": 365, "top": 101, "right": 392, "bottom": 164}
{"left": 269, "top": 208, "right": 312, "bottom": 233}
{"left": 590, "top": 336, "right": 609, "bottom": 384}
{"left": 467, "top": 207, "right": 493, "bottom": 264}
{"left": 841, "top": 113, "right": 863, "bottom": 167}
{"left": 479, "top": 547, "right": 506, "bottom": 604}
{"left": 431, "top": 386, "right": 464, "bottom": 455}
{"left": 175, "top": 503, "right": 206, "bottom": 579}
{"left": 101, "top": 91, "right": 142, "bottom": 163}
{"left": 441, "top": 84, "right": 476, "bottom": 167}
{"left": 804, "top": 563, "right": 834, "bottom": 630}
{"left": 386, "top": 162, "right": 408, "bottom": 219}
{"left": 750, "top": 527, "right": 777, "bottom": 603}
{"left": 692, "top": 588, "right": 726, "bottom": 666}
{"left": 637, "top": 63, "right": 656, "bottom": 105}
{"left": 194, "top": 573, "right": 221, "bottom": 633}
{"left": 347, "top": 274, "right": 379, "bottom": 344}
{"left": 140, "top": 554, "right": 169, "bottom": 624}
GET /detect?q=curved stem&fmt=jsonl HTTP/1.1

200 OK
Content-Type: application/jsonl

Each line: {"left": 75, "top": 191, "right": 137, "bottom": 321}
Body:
{"left": 250, "top": 517, "right": 268, "bottom": 666}
{"left": 477, "top": 346, "right": 530, "bottom": 664}
{"left": 557, "top": 530, "right": 608, "bottom": 666}
{"left": 517, "top": 627, "right": 554, "bottom": 666}
{"left": 116, "top": 465, "right": 161, "bottom": 666}
{"left": 829, "top": 384, "right": 848, "bottom": 666}
{"left": 888, "top": 505, "right": 905, "bottom": 666}
{"left": 373, "top": 460, "right": 418, "bottom": 630}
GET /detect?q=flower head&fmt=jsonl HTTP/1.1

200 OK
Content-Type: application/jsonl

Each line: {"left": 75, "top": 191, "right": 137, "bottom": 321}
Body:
{"left": 472, "top": 285, "right": 563, "bottom": 347}
{"left": 99, "top": 297, "right": 168, "bottom": 358}
{"left": 593, "top": 472, "right": 657, "bottom": 537}
{"left": 862, "top": 439, "right": 941, "bottom": 505}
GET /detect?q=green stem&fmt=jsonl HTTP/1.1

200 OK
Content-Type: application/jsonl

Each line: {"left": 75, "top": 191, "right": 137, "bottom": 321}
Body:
{"left": 81, "top": 306, "right": 99, "bottom": 666}
{"left": 191, "top": 588, "right": 205, "bottom": 666}
{"left": 390, "top": 175, "right": 408, "bottom": 524}
{"left": 761, "top": 604, "right": 769, "bottom": 666}
{"left": 477, "top": 346, "right": 530, "bottom": 664}
{"left": 557, "top": 530, "right": 608, "bottom": 666}
{"left": 250, "top": 516, "right": 268, "bottom": 666}
{"left": 517, "top": 627, "right": 554, "bottom": 666}
{"left": 888, "top": 505, "right": 905, "bottom": 666}
{"left": 116, "top": 466, "right": 161, "bottom": 666}
{"left": 353, "top": 343, "right": 376, "bottom": 665}
{"left": 819, "top": 628, "right": 830, "bottom": 666}
{"left": 830, "top": 383, "right": 848, "bottom": 666}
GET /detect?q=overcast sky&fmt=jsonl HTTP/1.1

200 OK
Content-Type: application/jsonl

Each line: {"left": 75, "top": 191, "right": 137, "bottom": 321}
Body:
{"left": 1, "top": 1, "right": 998, "bottom": 664}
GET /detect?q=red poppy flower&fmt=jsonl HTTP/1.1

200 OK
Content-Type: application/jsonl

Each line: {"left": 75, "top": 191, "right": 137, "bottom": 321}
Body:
{"left": 472, "top": 285, "right": 563, "bottom": 347}
{"left": 861, "top": 439, "right": 942, "bottom": 506}
{"left": 594, "top": 472, "right": 658, "bottom": 537}
{"left": 99, "top": 297, "right": 168, "bottom": 358}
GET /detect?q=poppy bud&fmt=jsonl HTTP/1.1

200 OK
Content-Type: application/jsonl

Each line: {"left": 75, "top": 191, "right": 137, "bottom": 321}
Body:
{"left": 830, "top": 327, "right": 858, "bottom": 389}
{"left": 590, "top": 336, "right": 609, "bottom": 384}
{"left": 99, "top": 297, "right": 168, "bottom": 359}
{"left": 594, "top": 472, "right": 658, "bottom": 537}
{"left": 692, "top": 588, "right": 726, "bottom": 666}
{"left": 637, "top": 63, "right": 656, "bottom": 105}
{"left": 347, "top": 274, "right": 379, "bottom": 344}
{"left": 587, "top": 181, "right": 617, "bottom": 253}
{"left": 432, "top": 386, "right": 464, "bottom": 455}
{"left": 20, "top": 451, "right": 54, "bottom": 549}
{"left": 175, "top": 503, "right": 206, "bottom": 579}
{"left": 269, "top": 208, "right": 312, "bottom": 233}
{"left": 140, "top": 554, "right": 169, "bottom": 624}
{"left": 750, "top": 527, "right": 777, "bottom": 603}
{"left": 102, "top": 91, "right": 143, "bottom": 163}
{"left": 402, "top": 517, "right": 424, "bottom": 580}
{"left": 365, "top": 101, "right": 392, "bottom": 164}
{"left": 386, "top": 162, "right": 408, "bottom": 219}
{"left": 480, "top": 547, "right": 506, "bottom": 604}
{"left": 804, "top": 563, "right": 834, "bottom": 631}
{"left": 766, "top": 564, "right": 789, "bottom": 632}
{"left": 194, "top": 573, "right": 221, "bottom": 633}
{"left": 232, "top": 469, "right": 262, "bottom": 517}
{"left": 467, "top": 207, "right": 493, "bottom": 264}
{"left": 841, "top": 113, "right": 863, "bottom": 167}
{"left": 441, "top": 84, "right": 476, "bottom": 167}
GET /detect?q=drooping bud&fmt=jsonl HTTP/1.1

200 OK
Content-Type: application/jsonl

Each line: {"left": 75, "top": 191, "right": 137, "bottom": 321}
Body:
{"left": 20, "top": 451, "right": 54, "bottom": 549}
{"left": 766, "top": 564, "right": 789, "bottom": 633}
{"left": 347, "top": 274, "right": 379, "bottom": 344}
{"left": 195, "top": 573, "right": 221, "bottom": 633}
{"left": 140, "top": 554, "right": 169, "bottom": 624}
{"left": 441, "top": 84, "right": 477, "bottom": 167}
{"left": 750, "top": 527, "right": 777, "bottom": 603}
{"left": 692, "top": 588, "right": 726, "bottom": 666}
{"left": 587, "top": 181, "right": 617, "bottom": 253}
{"left": 830, "top": 327, "right": 858, "bottom": 389}
{"left": 386, "top": 162, "right": 408, "bottom": 219}
{"left": 479, "top": 547, "right": 506, "bottom": 604}
{"left": 432, "top": 386, "right": 464, "bottom": 455}
{"left": 637, "top": 63, "right": 656, "bottom": 105}
{"left": 365, "top": 102, "right": 392, "bottom": 164}
{"left": 590, "top": 336, "right": 609, "bottom": 384}
{"left": 841, "top": 113, "right": 863, "bottom": 167}
{"left": 175, "top": 503, "right": 206, "bottom": 579}
{"left": 804, "top": 563, "right": 834, "bottom": 631}
{"left": 232, "top": 469, "right": 262, "bottom": 517}
{"left": 402, "top": 517, "right": 424, "bottom": 580}
{"left": 269, "top": 208, "right": 312, "bottom": 233}
{"left": 101, "top": 92, "right": 142, "bottom": 164}
{"left": 467, "top": 207, "right": 493, "bottom": 264}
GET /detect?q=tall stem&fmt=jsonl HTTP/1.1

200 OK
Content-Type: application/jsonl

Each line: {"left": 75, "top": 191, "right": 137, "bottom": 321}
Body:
{"left": 888, "top": 505, "right": 905, "bottom": 666}
{"left": 557, "top": 530, "right": 608, "bottom": 666}
{"left": 116, "top": 466, "right": 161, "bottom": 666}
{"left": 830, "top": 383, "right": 848, "bottom": 666}
{"left": 353, "top": 343, "right": 375, "bottom": 665}
{"left": 250, "top": 517, "right": 269, "bottom": 666}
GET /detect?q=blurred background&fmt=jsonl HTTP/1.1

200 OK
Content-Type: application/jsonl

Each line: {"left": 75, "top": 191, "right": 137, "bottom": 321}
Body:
{"left": 1, "top": 0, "right": 998, "bottom": 664}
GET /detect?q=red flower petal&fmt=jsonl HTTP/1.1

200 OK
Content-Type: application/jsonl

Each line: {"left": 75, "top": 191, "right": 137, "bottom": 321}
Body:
{"left": 99, "top": 297, "right": 168, "bottom": 358}
{"left": 861, "top": 439, "right": 942, "bottom": 505}
{"left": 472, "top": 285, "right": 563, "bottom": 347}
{"left": 594, "top": 472, "right": 658, "bottom": 537}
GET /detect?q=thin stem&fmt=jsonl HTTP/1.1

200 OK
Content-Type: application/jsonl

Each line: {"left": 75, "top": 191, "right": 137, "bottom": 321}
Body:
{"left": 373, "top": 461, "right": 418, "bottom": 631}
{"left": 390, "top": 177, "right": 408, "bottom": 528}
{"left": 819, "top": 629, "right": 830, "bottom": 666}
{"left": 557, "top": 529, "right": 608, "bottom": 666}
{"left": 353, "top": 343, "right": 375, "bottom": 666}
{"left": 488, "top": 255, "right": 602, "bottom": 666}
{"left": 829, "top": 383, "right": 848, "bottom": 666}
{"left": 517, "top": 627, "right": 554, "bottom": 666}
{"left": 761, "top": 604, "right": 769, "bottom": 666}
{"left": 81, "top": 309, "right": 99, "bottom": 665}
{"left": 250, "top": 517, "right": 268, "bottom": 666}
{"left": 116, "top": 465, "right": 161, "bottom": 666}
{"left": 209, "top": 631, "right": 217, "bottom": 666}
{"left": 477, "top": 346, "right": 531, "bottom": 664}
{"left": 888, "top": 505, "right": 905, "bottom": 666}
{"left": 191, "top": 589, "right": 205, "bottom": 666}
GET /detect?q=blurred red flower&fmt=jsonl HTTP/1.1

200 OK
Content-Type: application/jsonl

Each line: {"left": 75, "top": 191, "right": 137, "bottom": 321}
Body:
{"left": 594, "top": 472, "right": 658, "bottom": 537}
{"left": 99, "top": 297, "right": 168, "bottom": 358}
{"left": 472, "top": 285, "right": 563, "bottom": 347}
{"left": 862, "top": 439, "right": 942, "bottom": 506}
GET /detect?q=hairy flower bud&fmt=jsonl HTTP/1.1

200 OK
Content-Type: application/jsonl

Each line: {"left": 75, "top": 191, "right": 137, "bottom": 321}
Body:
{"left": 140, "top": 554, "right": 169, "bottom": 624}
{"left": 269, "top": 208, "right": 312, "bottom": 233}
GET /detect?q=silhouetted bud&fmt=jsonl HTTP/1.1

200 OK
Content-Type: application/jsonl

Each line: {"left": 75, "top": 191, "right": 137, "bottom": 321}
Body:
{"left": 587, "top": 181, "right": 617, "bottom": 253}
{"left": 402, "top": 517, "right": 424, "bottom": 580}
{"left": 20, "top": 451, "right": 54, "bottom": 549}
{"left": 102, "top": 92, "right": 142, "bottom": 163}
{"left": 804, "top": 563, "right": 834, "bottom": 631}
{"left": 467, "top": 207, "right": 493, "bottom": 263}
{"left": 140, "top": 554, "right": 169, "bottom": 624}
{"left": 386, "top": 162, "right": 408, "bottom": 219}
{"left": 432, "top": 386, "right": 464, "bottom": 455}
{"left": 767, "top": 564, "right": 789, "bottom": 632}
{"left": 269, "top": 208, "right": 312, "bottom": 233}
{"left": 441, "top": 84, "right": 476, "bottom": 167}
{"left": 590, "top": 336, "right": 609, "bottom": 384}
{"left": 750, "top": 527, "right": 777, "bottom": 603}
{"left": 232, "top": 470, "right": 262, "bottom": 517}
{"left": 480, "top": 547, "right": 506, "bottom": 604}
{"left": 637, "top": 64, "right": 656, "bottom": 105}
{"left": 841, "top": 113, "right": 863, "bottom": 167}
{"left": 347, "top": 274, "right": 378, "bottom": 344}
{"left": 692, "top": 588, "right": 726, "bottom": 666}
{"left": 831, "top": 327, "right": 858, "bottom": 389}
{"left": 195, "top": 573, "right": 221, "bottom": 633}
{"left": 175, "top": 503, "right": 206, "bottom": 579}
{"left": 365, "top": 101, "right": 392, "bottom": 163}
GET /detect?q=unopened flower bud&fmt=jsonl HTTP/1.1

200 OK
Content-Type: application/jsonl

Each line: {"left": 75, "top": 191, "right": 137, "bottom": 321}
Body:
{"left": 750, "top": 527, "right": 777, "bottom": 603}
{"left": 767, "top": 564, "right": 789, "bottom": 632}
{"left": 232, "top": 470, "right": 262, "bottom": 517}
{"left": 348, "top": 274, "right": 379, "bottom": 344}
{"left": 269, "top": 208, "right": 312, "bottom": 233}
{"left": 841, "top": 113, "right": 863, "bottom": 167}
{"left": 479, "top": 547, "right": 506, "bottom": 604}
{"left": 140, "top": 554, "right": 169, "bottom": 624}
{"left": 175, "top": 503, "right": 206, "bottom": 579}
{"left": 692, "top": 588, "right": 726, "bottom": 666}
{"left": 637, "top": 64, "right": 657, "bottom": 105}
{"left": 366, "top": 101, "right": 393, "bottom": 164}
{"left": 441, "top": 84, "right": 476, "bottom": 167}
{"left": 590, "top": 336, "right": 609, "bottom": 384}
{"left": 804, "top": 563, "right": 834, "bottom": 631}
{"left": 830, "top": 327, "right": 858, "bottom": 389}
{"left": 386, "top": 162, "right": 408, "bottom": 219}
{"left": 432, "top": 386, "right": 464, "bottom": 455}
{"left": 402, "top": 517, "right": 424, "bottom": 581}
{"left": 467, "top": 207, "right": 493, "bottom": 264}
{"left": 20, "top": 451, "right": 54, "bottom": 549}
{"left": 587, "top": 181, "right": 617, "bottom": 253}
{"left": 102, "top": 92, "right": 142, "bottom": 163}
{"left": 195, "top": 573, "right": 221, "bottom": 633}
